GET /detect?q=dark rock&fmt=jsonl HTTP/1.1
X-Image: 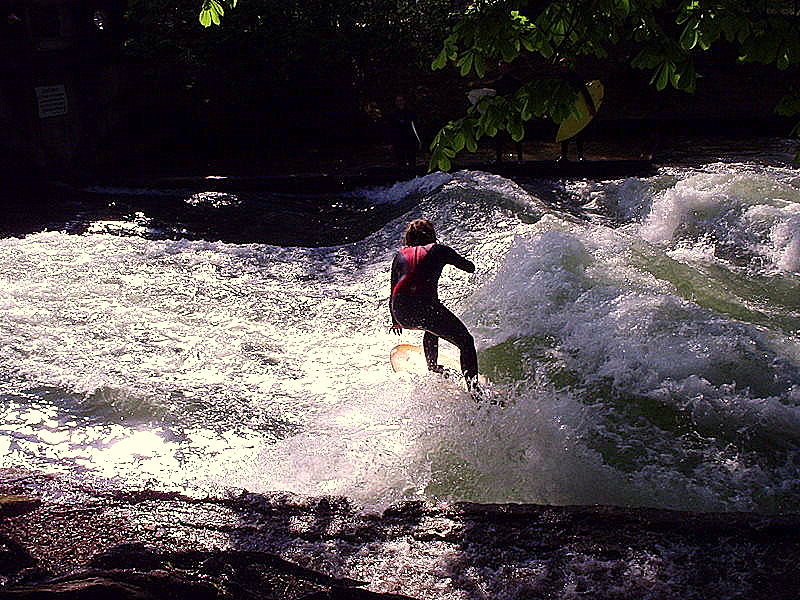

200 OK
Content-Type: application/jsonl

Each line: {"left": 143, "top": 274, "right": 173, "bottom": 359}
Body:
{"left": 0, "top": 534, "right": 37, "bottom": 581}
{"left": 91, "top": 544, "right": 366, "bottom": 588}
{"left": 0, "top": 576, "right": 158, "bottom": 600}
{"left": 0, "top": 497, "right": 40, "bottom": 519}
{"left": 2, "top": 552, "right": 413, "bottom": 600}
{"left": 49, "top": 570, "right": 219, "bottom": 600}
{"left": 88, "top": 544, "right": 164, "bottom": 572}
{"left": 86, "top": 544, "right": 389, "bottom": 599}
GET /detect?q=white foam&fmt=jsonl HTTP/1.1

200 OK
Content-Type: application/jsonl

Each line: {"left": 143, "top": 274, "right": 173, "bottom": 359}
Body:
{"left": 4, "top": 164, "right": 800, "bottom": 513}
{"left": 357, "top": 172, "right": 452, "bottom": 205}
{"left": 631, "top": 167, "right": 800, "bottom": 273}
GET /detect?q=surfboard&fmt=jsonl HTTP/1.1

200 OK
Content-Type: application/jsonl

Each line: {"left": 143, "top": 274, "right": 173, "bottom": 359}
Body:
{"left": 555, "top": 80, "right": 604, "bottom": 143}
{"left": 391, "top": 343, "right": 457, "bottom": 374}
{"left": 390, "top": 344, "right": 488, "bottom": 386}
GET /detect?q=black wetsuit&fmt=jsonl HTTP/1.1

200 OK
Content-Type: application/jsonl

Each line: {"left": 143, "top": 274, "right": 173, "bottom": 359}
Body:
{"left": 492, "top": 71, "right": 524, "bottom": 162}
{"left": 388, "top": 108, "right": 420, "bottom": 168}
{"left": 390, "top": 243, "right": 478, "bottom": 384}
{"left": 559, "top": 70, "right": 597, "bottom": 159}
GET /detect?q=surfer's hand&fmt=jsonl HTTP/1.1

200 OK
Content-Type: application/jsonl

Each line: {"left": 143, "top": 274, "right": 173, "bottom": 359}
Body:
{"left": 390, "top": 324, "right": 403, "bottom": 335}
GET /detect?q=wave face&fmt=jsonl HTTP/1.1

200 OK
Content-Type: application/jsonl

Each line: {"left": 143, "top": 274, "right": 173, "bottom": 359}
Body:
{"left": 3, "top": 163, "right": 800, "bottom": 513}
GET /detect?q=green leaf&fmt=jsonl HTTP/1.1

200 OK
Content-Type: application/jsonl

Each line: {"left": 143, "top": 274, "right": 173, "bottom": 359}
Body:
{"left": 653, "top": 63, "right": 670, "bottom": 90}
{"left": 474, "top": 54, "right": 487, "bottom": 78}
{"left": 432, "top": 48, "right": 448, "bottom": 70}
{"left": 499, "top": 39, "right": 517, "bottom": 63}
{"left": 199, "top": 8, "right": 212, "bottom": 27}
{"left": 457, "top": 51, "right": 474, "bottom": 76}
{"left": 520, "top": 98, "right": 532, "bottom": 121}
{"left": 510, "top": 121, "right": 524, "bottom": 142}
{"left": 429, "top": 146, "right": 452, "bottom": 171}
{"left": 677, "top": 62, "right": 696, "bottom": 93}
{"left": 631, "top": 47, "right": 662, "bottom": 70}
{"left": 210, "top": 0, "right": 223, "bottom": 15}
{"left": 521, "top": 36, "right": 534, "bottom": 52}
{"left": 680, "top": 24, "right": 698, "bottom": 50}
{"left": 453, "top": 132, "right": 466, "bottom": 152}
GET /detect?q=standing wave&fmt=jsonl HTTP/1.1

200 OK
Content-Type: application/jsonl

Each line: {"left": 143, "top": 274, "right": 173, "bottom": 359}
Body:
{"left": 1, "top": 166, "right": 800, "bottom": 514}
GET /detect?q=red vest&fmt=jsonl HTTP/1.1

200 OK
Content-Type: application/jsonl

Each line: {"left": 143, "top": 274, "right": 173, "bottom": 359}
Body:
{"left": 392, "top": 243, "right": 433, "bottom": 296}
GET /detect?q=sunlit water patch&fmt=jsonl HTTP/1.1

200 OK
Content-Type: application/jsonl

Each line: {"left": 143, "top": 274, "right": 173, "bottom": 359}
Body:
{"left": 3, "top": 164, "right": 800, "bottom": 513}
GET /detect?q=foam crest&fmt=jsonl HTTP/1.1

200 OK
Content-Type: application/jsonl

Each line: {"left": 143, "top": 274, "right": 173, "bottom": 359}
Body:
{"left": 459, "top": 213, "right": 800, "bottom": 510}
{"left": 768, "top": 214, "right": 800, "bottom": 272}
{"left": 632, "top": 167, "right": 800, "bottom": 273}
{"left": 445, "top": 170, "right": 547, "bottom": 218}
{"left": 357, "top": 172, "right": 452, "bottom": 205}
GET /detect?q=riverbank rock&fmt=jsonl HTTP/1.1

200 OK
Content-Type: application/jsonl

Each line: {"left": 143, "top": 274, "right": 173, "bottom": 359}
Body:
{"left": 0, "top": 574, "right": 204, "bottom": 600}
{"left": 1, "top": 469, "right": 800, "bottom": 599}
{"left": 0, "top": 546, "right": 415, "bottom": 600}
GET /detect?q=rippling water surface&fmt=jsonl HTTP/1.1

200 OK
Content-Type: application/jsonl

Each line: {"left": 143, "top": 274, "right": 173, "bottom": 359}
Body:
{"left": 3, "top": 143, "right": 800, "bottom": 514}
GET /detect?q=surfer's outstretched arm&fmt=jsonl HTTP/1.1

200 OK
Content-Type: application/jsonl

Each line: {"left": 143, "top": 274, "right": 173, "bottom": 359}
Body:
{"left": 442, "top": 245, "right": 475, "bottom": 273}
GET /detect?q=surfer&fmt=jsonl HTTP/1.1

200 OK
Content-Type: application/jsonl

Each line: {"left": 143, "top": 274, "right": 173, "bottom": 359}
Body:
{"left": 484, "top": 62, "right": 524, "bottom": 163}
{"left": 389, "top": 218, "right": 481, "bottom": 395}
{"left": 387, "top": 95, "right": 421, "bottom": 169}
{"left": 556, "top": 57, "right": 597, "bottom": 162}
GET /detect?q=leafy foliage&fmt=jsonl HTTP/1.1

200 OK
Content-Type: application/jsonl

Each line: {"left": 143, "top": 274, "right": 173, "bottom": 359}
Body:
{"left": 199, "top": 0, "right": 236, "bottom": 27}
{"left": 427, "top": 0, "right": 800, "bottom": 170}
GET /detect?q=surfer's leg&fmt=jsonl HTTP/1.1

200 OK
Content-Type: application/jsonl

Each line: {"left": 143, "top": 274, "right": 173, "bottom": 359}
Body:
{"left": 558, "top": 140, "right": 569, "bottom": 162}
{"left": 494, "top": 136, "right": 503, "bottom": 163}
{"left": 457, "top": 336, "right": 479, "bottom": 388}
{"left": 422, "top": 331, "right": 442, "bottom": 372}
{"left": 393, "top": 141, "right": 408, "bottom": 167}
{"left": 404, "top": 141, "right": 418, "bottom": 167}
{"left": 424, "top": 304, "right": 478, "bottom": 386}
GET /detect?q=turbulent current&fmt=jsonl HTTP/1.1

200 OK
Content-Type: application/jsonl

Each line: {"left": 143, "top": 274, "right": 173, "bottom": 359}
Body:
{"left": 4, "top": 153, "right": 800, "bottom": 515}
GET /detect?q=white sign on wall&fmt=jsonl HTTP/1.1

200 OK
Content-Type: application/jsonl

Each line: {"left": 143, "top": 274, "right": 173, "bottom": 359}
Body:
{"left": 35, "top": 85, "right": 68, "bottom": 118}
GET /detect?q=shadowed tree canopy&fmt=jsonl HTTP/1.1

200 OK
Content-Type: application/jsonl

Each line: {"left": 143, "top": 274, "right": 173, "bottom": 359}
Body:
{"left": 196, "top": 0, "right": 800, "bottom": 170}
{"left": 422, "top": 0, "right": 800, "bottom": 170}
{"left": 122, "top": 0, "right": 457, "bottom": 166}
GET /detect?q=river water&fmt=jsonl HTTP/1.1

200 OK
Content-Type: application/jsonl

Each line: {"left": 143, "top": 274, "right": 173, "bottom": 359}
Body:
{"left": 3, "top": 140, "right": 800, "bottom": 514}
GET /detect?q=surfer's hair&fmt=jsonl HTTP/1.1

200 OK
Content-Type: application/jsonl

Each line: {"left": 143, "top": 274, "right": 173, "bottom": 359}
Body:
{"left": 404, "top": 218, "right": 436, "bottom": 246}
